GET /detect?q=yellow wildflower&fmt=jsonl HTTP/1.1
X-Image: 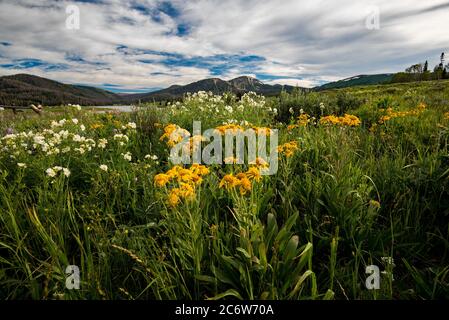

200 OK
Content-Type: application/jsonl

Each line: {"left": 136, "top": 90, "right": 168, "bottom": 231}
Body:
{"left": 219, "top": 174, "right": 241, "bottom": 189}
{"left": 167, "top": 190, "right": 180, "bottom": 207}
{"left": 246, "top": 166, "right": 261, "bottom": 182}
{"left": 238, "top": 176, "right": 252, "bottom": 195}
{"left": 154, "top": 173, "right": 170, "bottom": 187}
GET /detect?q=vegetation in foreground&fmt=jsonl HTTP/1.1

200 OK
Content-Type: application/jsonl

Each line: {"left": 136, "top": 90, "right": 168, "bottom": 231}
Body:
{"left": 0, "top": 80, "right": 448, "bottom": 300}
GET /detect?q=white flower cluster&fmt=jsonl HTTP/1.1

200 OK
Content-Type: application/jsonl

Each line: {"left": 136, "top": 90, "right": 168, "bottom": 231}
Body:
{"left": 121, "top": 152, "right": 132, "bottom": 162}
{"left": 113, "top": 134, "right": 129, "bottom": 146}
{"left": 68, "top": 104, "right": 82, "bottom": 111}
{"left": 46, "top": 166, "right": 71, "bottom": 178}
{"left": 121, "top": 122, "right": 137, "bottom": 130}
{"left": 1, "top": 119, "right": 110, "bottom": 160}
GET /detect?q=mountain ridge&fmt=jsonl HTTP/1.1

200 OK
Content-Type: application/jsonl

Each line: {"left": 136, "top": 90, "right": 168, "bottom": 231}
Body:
{"left": 0, "top": 73, "right": 393, "bottom": 106}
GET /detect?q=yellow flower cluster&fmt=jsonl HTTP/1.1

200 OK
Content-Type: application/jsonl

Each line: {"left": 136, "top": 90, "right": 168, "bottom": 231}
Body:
{"left": 160, "top": 124, "right": 190, "bottom": 147}
{"left": 154, "top": 164, "right": 210, "bottom": 206}
{"left": 445, "top": 112, "right": 449, "bottom": 120}
{"left": 214, "top": 124, "right": 244, "bottom": 135}
{"left": 90, "top": 123, "right": 105, "bottom": 130}
{"left": 277, "top": 141, "right": 299, "bottom": 158}
{"left": 214, "top": 124, "right": 273, "bottom": 136}
{"left": 252, "top": 126, "right": 273, "bottom": 136}
{"left": 378, "top": 103, "right": 426, "bottom": 124}
{"left": 288, "top": 114, "right": 310, "bottom": 130}
{"left": 320, "top": 114, "right": 361, "bottom": 127}
{"left": 219, "top": 166, "right": 262, "bottom": 195}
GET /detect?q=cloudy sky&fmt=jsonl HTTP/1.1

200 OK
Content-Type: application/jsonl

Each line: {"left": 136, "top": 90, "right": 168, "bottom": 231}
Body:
{"left": 0, "top": 0, "right": 448, "bottom": 92}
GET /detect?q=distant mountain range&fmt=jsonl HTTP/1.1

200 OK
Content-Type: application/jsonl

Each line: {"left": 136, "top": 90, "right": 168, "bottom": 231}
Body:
{"left": 127, "top": 76, "right": 297, "bottom": 102}
{"left": 0, "top": 73, "right": 393, "bottom": 106}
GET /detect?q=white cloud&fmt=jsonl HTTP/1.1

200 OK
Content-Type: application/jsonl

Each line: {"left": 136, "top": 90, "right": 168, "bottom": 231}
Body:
{"left": 0, "top": 0, "right": 448, "bottom": 91}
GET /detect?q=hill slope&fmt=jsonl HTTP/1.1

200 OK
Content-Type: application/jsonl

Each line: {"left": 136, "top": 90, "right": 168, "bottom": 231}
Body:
{"left": 315, "top": 74, "right": 394, "bottom": 91}
{"left": 0, "top": 74, "right": 123, "bottom": 106}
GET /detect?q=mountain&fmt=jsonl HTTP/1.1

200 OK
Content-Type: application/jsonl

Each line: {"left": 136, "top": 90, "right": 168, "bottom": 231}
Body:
{"left": 0, "top": 73, "right": 396, "bottom": 106}
{"left": 125, "top": 78, "right": 237, "bottom": 102}
{"left": 0, "top": 74, "right": 124, "bottom": 106}
{"left": 127, "top": 76, "right": 297, "bottom": 102}
{"left": 314, "top": 74, "right": 394, "bottom": 91}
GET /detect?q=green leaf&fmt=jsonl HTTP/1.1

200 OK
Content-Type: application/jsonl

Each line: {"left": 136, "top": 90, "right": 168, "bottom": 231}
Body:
{"left": 207, "top": 289, "right": 243, "bottom": 300}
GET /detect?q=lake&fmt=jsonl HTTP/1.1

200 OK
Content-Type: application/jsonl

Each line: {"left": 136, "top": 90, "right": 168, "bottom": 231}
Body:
{"left": 88, "top": 105, "right": 136, "bottom": 113}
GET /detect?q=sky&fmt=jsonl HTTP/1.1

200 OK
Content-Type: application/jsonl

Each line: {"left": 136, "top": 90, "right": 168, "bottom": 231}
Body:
{"left": 0, "top": 0, "right": 448, "bottom": 93}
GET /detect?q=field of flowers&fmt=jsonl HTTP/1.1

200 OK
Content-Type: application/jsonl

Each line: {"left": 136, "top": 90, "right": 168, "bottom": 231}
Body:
{"left": 0, "top": 81, "right": 448, "bottom": 299}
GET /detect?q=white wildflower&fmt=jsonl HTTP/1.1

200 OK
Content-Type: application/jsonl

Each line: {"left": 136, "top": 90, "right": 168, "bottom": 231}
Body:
{"left": 98, "top": 138, "right": 108, "bottom": 149}
{"left": 122, "top": 152, "right": 132, "bottom": 162}
{"left": 126, "top": 122, "right": 137, "bottom": 129}
{"left": 63, "top": 168, "right": 71, "bottom": 177}
{"left": 17, "top": 163, "right": 27, "bottom": 168}
{"left": 99, "top": 164, "right": 108, "bottom": 172}
{"left": 46, "top": 168, "right": 57, "bottom": 178}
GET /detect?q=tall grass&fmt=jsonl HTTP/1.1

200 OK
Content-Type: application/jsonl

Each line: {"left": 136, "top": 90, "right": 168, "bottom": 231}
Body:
{"left": 0, "top": 82, "right": 448, "bottom": 299}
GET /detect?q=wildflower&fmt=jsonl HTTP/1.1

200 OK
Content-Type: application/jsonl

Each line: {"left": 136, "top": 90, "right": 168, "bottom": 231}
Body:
{"left": 214, "top": 124, "right": 243, "bottom": 135}
{"left": 190, "top": 164, "right": 209, "bottom": 176}
{"left": 145, "top": 154, "right": 158, "bottom": 160}
{"left": 224, "top": 156, "right": 238, "bottom": 164}
{"left": 320, "top": 114, "right": 361, "bottom": 127}
{"left": 238, "top": 176, "right": 252, "bottom": 195}
{"left": 46, "top": 168, "right": 57, "bottom": 178}
{"left": 253, "top": 127, "right": 272, "bottom": 136}
{"left": 249, "top": 157, "right": 269, "bottom": 168}
{"left": 91, "top": 123, "right": 104, "bottom": 130}
{"left": 100, "top": 165, "right": 108, "bottom": 172}
{"left": 154, "top": 173, "right": 170, "bottom": 187}
{"left": 289, "top": 107, "right": 294, "bottom": 114}
{"left": 126, "top": 122, "right": 137, "bottom": 129}
{"left": 80, "top": 125, "right": 86, "bottom": 131}
{"left": 219, "top": 174, "right": 241, "bottom": 190}
{"left": 98, "top": 138, "right": 108, "bottom": 149}
{"left": 17, "top": 163, "right": 27, "bottom": 168}
{"left": 225, "top": 105, "right": 233, "bottom": 113}
{"left": 277, "top": 141, "right": 299, "bottom": 158}
{"left": 246, "top": 167, "right": 261, "bottom": 182}
{"left": 178, "top": 183, "right": 195, "bottom": 199}
{"left": 369, "top": 200, "right": 381, "bottom": 209}
{"left": 63, "top": 168, "right": 71, "bottom": 177}
{"left": 167, "top": 190, "right": 181, "bottom": 207}
{"left": 72, "top": 118, "right": 79, "bottom": 124}
{"left": 122, "top": 152, "right": 132, "bottom": 161}
{"left": 297, "top": 114, "right": 310, "bottom": 126}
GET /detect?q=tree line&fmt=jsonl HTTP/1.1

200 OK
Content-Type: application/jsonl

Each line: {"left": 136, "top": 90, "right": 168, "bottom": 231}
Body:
{"left": 392, "top": 52, "right": 448, "bottom": 83}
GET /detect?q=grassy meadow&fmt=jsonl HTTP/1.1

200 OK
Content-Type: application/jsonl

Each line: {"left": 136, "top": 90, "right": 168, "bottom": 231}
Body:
{"left": 0, "top": 80, "right": 448, "bottom": 300}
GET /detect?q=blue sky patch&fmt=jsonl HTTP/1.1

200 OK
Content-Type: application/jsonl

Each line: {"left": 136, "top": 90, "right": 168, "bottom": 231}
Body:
{"left": 0, "top": 59, "right": 68, "bottom": 71}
